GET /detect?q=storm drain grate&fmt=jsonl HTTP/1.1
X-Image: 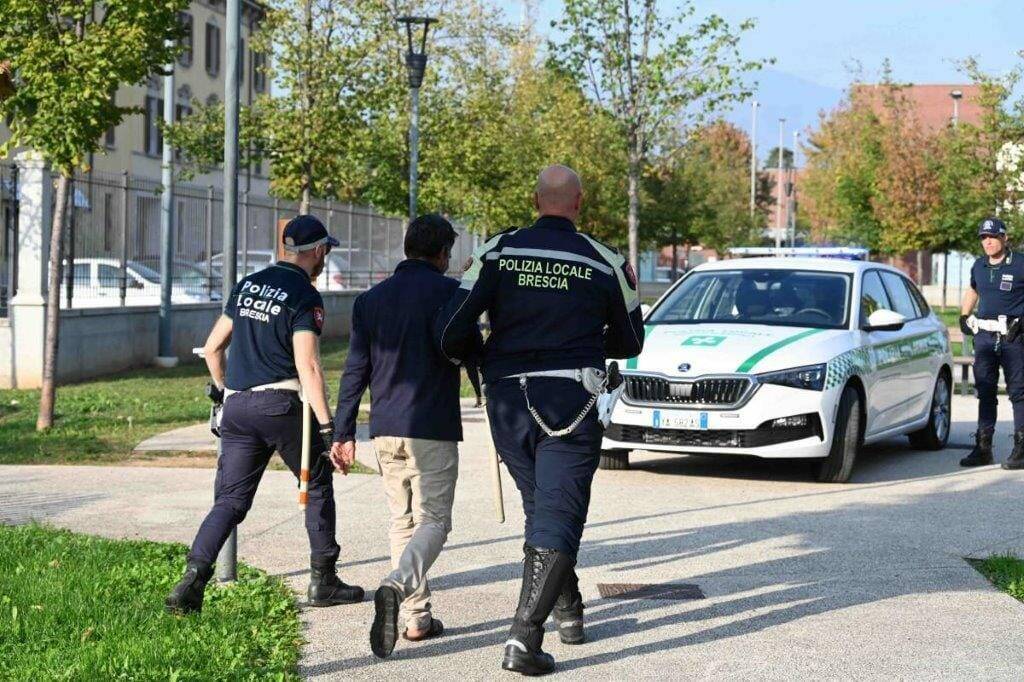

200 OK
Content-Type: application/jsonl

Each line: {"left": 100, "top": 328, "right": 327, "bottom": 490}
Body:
{"left": 597, "top": 583, "right": 705, "bottom": 601}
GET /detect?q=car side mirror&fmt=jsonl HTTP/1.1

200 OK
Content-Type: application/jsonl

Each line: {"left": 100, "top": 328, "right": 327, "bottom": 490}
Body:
{"left": 863, "top": 308, "right": 905, "bottom": 332}
{"left": 640, "top": 303, "right": 652, "bottom": 318}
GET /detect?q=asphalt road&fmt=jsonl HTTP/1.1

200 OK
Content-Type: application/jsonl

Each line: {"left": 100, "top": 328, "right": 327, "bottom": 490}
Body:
{"left": 3, "top": 394, "right": 1024, "bottom": 680}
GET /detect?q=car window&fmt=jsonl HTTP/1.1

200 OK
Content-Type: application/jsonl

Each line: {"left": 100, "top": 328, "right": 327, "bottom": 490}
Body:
{"left": 97, "top": 264, "right": 120, "bottom": 288}
{"left": 860, "top": 271, "right": 892, "bottom": 322}
{"left": 73, "top": 262, "right": 91, "bottom": 286}
{"left": 906, "top": 279, "right": 930, "bottom": 316}
{"left": 880, "top": 271, "right": 919, "bottom": 320}
{"left": 648, "top": 269, "right": 851, "bottom": 329}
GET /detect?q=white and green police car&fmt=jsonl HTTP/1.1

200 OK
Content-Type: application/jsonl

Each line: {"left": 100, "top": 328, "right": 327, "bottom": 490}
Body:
{"left": 601, "top": 258, "right": 953, "bottom": 482}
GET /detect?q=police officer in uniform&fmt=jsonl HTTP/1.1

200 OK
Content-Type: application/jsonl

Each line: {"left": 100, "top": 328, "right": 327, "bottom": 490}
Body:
{"left": 436, "top": 165, "right": 644, "bottom": 674}
{"left": 959, "top": 217, "right": 1024, "bottom": 470}
{"left": 166, "top": 215, "right": 365, "bottom": 614}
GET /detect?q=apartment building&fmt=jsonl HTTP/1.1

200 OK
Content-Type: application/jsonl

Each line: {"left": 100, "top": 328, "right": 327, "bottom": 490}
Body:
{"left": 1, "top": 0, "right": 270, "bottom": 194}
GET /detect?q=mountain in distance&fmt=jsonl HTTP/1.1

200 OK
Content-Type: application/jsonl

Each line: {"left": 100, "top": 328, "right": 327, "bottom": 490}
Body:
{"left": 719, "top": 69, "right": 844, "bottom": 166}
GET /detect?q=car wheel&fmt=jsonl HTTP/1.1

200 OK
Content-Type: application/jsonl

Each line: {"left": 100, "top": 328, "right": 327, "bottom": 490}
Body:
{"left": 599, "top": 449, "right": 630, "bottom": 470}
{"left": 816, "top": 384, "right": 860, "bottom": 483}
{"left": 908, "top": 371, "right": 951, "bottom": 451}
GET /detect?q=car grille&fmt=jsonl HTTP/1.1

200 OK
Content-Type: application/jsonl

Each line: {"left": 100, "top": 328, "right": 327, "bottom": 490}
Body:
{"left": 623, "top": 375, "right": 751, "bottom": 406}
{"left": 605, "top": 415, "right": 821, "bottom": 449}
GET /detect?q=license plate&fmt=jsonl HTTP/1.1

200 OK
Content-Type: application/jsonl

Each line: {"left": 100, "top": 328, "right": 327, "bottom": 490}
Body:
{"left": 652, "top": 410, "right": 708, "bottom": 430}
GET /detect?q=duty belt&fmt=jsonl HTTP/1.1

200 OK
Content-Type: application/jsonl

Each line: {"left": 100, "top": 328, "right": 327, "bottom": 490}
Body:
{"left": 976, "top": 316, "right": 1010, "bottom": 334}
{"left": 505, "top": 368, "right": 607, "bottom": 438}
{"left": 224, "top": 377, "right": 302, "bottom": 400}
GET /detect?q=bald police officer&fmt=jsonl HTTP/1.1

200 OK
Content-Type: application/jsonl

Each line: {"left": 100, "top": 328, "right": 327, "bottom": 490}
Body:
{"left": 436, "top": 165, "right": 644, "bottom": 675}
{"left": 166, "top": 215, "right": 365, "bottom": 614}
{"left": 959, "top": 217, "right": 1024, "bottom": 470}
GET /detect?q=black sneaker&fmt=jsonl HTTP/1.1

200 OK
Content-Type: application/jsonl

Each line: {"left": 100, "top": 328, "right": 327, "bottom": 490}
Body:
{"left": 370, "top": 585, "right": 401, "bottom": 658}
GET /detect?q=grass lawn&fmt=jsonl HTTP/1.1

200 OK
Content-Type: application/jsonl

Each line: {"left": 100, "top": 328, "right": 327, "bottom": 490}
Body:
{"left": 0, "top": 524, "right": 301, "bottom": 680}
{"left": 0, "top": 338, "right": 477, "bottom": 466}
{"left": 972, "top": 554, "right": 1024, "bottom": 602}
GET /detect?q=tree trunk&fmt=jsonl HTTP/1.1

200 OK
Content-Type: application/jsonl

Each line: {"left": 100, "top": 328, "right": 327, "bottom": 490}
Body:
{"left": 942, "top": 251, "right": 949, "bottom": 310}
{"left": 627, "top": 149, "right": 640, "bottom": 275}
{"left": 300, "top": 181, "right": 311, "bottom": 215}
{"left": 915, "top": 249, "right": 923, "bottom": 286}
{"left": 37, "top": 173, "right": 70, "bottom": 431}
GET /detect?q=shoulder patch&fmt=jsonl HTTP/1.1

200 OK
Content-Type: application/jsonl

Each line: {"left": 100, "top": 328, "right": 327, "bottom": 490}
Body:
{"left": 313, "top": 307, "right": 324, "bottom": 330}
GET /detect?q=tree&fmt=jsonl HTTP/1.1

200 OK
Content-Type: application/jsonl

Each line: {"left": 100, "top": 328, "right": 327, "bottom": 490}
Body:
{"left": 553, "top": 0, "right": 767, "bottom": 272}
{"left": 0, "top": 0, "right": 185, "bottom": 430}
{"left": 801, "top": 92, "right": 885, "bottom": 252}
{"left": 642, "top": 121, "right": 763, "bottom": 261}
{"left": 166, "top": 0, "right": 395, "bottom": 211}
{"left": 762, "top": 146, "right": 793, "bottom": 169}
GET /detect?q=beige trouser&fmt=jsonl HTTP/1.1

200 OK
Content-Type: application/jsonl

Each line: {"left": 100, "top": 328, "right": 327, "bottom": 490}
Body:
{"left": 373, "top": 436, "right": 459, "bottom": 631}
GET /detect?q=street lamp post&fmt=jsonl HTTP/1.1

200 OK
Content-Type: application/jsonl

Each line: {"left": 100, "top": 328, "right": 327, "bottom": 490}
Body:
{"left": 398, "top": 16, "right": 437, "bottom": 222}
{"left": 950, "top": 89, "right": 963, "bottom": 128}
{"left": 790, "top": 130, "right": 800, "bottom": 247}
{"left": 775, "top": 118, "right": 785, "bottom": 250}
{"left": 944, "top": 89, "right": 964, "bottom": 309}
{"left": 749, "top": 100, "right": 758, "bottom": 221}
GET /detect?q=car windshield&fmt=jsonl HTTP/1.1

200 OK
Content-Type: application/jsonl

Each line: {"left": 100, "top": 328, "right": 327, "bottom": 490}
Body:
{"left": 128, "top": 261, "right": 162, "bottom": 284}
{"left": 649, "top": 268, "right": 852, "bottom": 330}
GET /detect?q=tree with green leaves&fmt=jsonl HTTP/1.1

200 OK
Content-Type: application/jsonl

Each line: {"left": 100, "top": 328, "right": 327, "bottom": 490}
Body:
{"left": 552, "top": 0, "right": 767, "bottom": 272}
{"left": 0, "top": 0, "right": 186, "bottom": 430}
{"left": 762, "top": 146, "right": 794, "bottom": 169}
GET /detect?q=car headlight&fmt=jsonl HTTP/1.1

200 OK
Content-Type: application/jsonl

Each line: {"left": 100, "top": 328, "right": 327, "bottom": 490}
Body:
{"left": 758, "top": 363, "right": 827, "bottom": 391}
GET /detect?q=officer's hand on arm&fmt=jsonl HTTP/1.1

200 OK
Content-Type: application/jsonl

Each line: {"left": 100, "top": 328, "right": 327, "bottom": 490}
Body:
{"left": 960, "top": 285, "right": 979, "bottom": 337}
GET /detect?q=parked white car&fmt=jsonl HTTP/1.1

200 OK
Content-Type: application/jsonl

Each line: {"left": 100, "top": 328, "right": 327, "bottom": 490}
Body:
{"left": 61, "top": 258, "right": 214, "bottom": 308}
{"left": 601, "top": 257, "right": 953, "bottom": 482}
{"left": 205, "top": 249, "right": 391, "bottom": 291}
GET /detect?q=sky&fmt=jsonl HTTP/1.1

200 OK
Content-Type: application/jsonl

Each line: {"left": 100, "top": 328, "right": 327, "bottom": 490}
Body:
{"left": 497, "top": 0, "right": 1024, "bottom": 161}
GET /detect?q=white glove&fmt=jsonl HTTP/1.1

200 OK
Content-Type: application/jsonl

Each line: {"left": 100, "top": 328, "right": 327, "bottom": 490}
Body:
{"left": 967, "top": 315, "right": 980, "bottom": 335}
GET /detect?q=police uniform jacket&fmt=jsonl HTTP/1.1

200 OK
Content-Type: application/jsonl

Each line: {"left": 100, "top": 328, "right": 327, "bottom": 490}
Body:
{"left": 435, "top": 215, "right": 645, "bottom": 383}
{"left": 970, "top": 250, "right": 1024, "bottom": 319}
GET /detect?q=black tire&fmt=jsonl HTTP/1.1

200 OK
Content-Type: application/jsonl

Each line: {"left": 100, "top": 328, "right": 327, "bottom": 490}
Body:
{"left": 908, "top": 372, "right": 952, "bottom": 451}
{"left": 816, "top": 385, "right": 861, "bottom": 483}
{"left": 599, "top": 449, "right": 630, "bottom": 470}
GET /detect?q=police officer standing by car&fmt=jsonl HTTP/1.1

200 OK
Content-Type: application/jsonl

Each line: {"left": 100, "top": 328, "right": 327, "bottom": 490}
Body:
{"left": 436, "top": 165, "right": 645, "bottom": 675}
{"left": 166, "top": 215, "right": 365, "bottom": 614}
{"left": 959, "top": 217, "right": 1024, "bottom": 470}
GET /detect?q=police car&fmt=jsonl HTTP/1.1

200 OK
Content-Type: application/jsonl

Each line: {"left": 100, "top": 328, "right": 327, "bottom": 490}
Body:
{"left": 601, "top": 258, "right": 953, "bottom": 482}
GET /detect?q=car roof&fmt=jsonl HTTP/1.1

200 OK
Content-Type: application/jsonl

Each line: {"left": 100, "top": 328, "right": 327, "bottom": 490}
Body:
{"left": 692, "top": 257, "right": 908, "bottom": 277}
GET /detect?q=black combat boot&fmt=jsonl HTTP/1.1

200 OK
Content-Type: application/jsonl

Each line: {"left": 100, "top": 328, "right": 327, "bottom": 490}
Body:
{"left": 960, "top": 428, "right": 995, "bottom": 467}
{"left": 502, "top": 544, "right": 575, "bottom": 676}
{"left": 1002, "top": 429, "right": 1024, "bottom": 470}
{"left": 552, "top": 569, "right": 585, "bottom": 645}
{"left": 165, "top": 557, "right": 214, "bottom": 615}
{"left": 308, "top": 556, "right": 365, "bottom": 607}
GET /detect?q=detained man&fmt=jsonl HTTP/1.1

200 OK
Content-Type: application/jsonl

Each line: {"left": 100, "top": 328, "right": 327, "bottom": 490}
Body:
{"left": 330, "top": 214, "right": 481, "bottom": 658}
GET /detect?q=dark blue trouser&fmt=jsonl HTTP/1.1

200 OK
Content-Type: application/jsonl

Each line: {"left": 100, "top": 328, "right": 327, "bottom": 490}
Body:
{"left": 974, "top": 330, "right": 1024, "bottom": 431}
{"left": 486, "top": 377, "right": 602, "bottom": 557}
{"left": 190, "top": 390, "right": 340, "bottom": 565}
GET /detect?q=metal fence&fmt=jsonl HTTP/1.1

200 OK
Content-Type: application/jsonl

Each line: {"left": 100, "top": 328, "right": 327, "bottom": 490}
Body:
{"left": 0, "top": 164, "right": 17, "bottom": 317}
{"left": 54, "top": 169, "right": 475, "bottom": 310}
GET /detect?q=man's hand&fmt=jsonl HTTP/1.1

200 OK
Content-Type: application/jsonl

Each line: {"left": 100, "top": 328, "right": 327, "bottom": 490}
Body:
{"left": 329, "top": 440, "right": 355, "bottom": 475}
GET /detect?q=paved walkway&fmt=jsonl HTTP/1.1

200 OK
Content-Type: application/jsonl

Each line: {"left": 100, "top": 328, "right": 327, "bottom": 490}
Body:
{"left": 4, "top": 395, "right": 1024, "bottom": 680}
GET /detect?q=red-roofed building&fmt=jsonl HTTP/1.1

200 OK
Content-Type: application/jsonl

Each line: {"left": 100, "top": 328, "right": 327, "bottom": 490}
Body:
{"left": 851, "top": 83, "right": 984, "bottom": 133}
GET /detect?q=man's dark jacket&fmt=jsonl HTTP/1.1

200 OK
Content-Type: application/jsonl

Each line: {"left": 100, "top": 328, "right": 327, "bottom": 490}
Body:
{"left": 334, "top": 259, "right": 478, "bottom": 442}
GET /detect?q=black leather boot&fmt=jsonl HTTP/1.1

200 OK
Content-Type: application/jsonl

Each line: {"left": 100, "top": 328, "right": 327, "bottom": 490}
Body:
{"left": 165, "top": 557, "right": 214, "bottom": 615}
{"left": 960, "top": 428, "right": 994, "bottom": 467}
{"left": 1003, "top": 429, "right": 1024, "bottom": 470}
{"left": 308, "top": 556, "right": 365, "bottom": 607}
{"left": 552, "top": 569, "right": 585, "bottom": 645}
{"left": 502, "top": 545, "right": 575, "bottom": 676}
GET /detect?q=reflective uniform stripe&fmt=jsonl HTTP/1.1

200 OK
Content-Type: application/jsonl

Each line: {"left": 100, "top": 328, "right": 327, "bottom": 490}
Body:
{"left": 483, "top": 247, "right": 614, "bottom": 275}
{"left": 458, "top": 230, "right": 516, "bottom": 290}
{"left": 580, "top": 234, "right": 640, "bottom": 313}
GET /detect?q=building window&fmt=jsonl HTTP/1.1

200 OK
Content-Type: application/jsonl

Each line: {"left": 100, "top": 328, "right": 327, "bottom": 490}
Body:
{"left": 252, "top": 50, "right": 267, "bottom": 93}
{"left": 104, "top": 92, "right": 116, "bottom": 148}
{"left": 176, "top": 85, "right": 192, "bottom": 121}
{"left": 206, "top": 93, "right": 219, "bottom": 107}
{"left": 103, "top": 193, "right": 115, "bottom": 251}
{"left": 205, "top": 22, "right": 221, "bottom": 77}
{"left": 177, "top": 12, "right": 193, "bottom": 67}
{"left": 143, "top": 78, "right": 163, "bottom": 157}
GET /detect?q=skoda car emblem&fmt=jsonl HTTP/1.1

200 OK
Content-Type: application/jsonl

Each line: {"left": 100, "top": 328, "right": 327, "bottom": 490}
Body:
{"left": 677, "top": 362, "right": 692, "bottom": 372}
